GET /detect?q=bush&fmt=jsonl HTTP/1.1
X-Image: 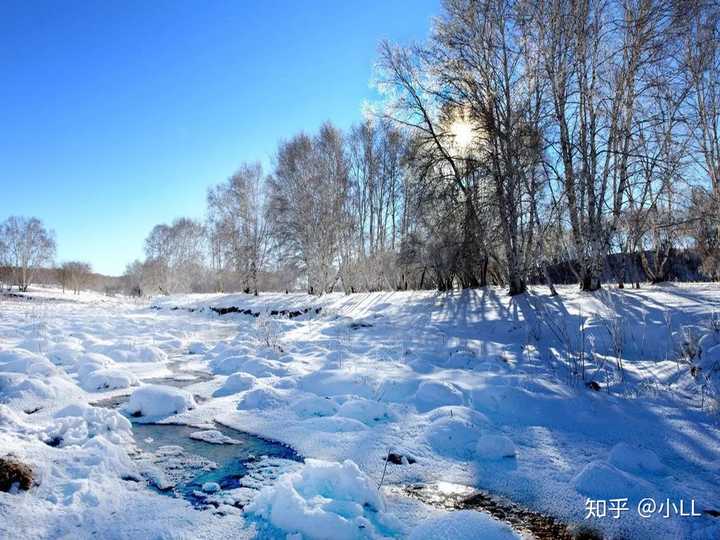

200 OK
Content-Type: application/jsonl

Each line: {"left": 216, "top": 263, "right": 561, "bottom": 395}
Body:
{"left": 0, "top": 457, "right": 33, "bottom": 492}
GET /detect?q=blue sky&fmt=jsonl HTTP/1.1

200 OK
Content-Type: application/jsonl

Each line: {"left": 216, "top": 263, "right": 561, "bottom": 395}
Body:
{"left": 0, "top": 0, "right": 438, "bottom": 275}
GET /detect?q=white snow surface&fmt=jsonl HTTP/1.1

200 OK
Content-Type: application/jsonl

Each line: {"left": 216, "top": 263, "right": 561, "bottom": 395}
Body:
{"left": 1, "top": 284, "right": 720, "bottom": 539}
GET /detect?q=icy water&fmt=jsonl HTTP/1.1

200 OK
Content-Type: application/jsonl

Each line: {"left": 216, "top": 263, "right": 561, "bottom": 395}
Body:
{"left": 132, "top": 421, "right": 301, "bottom": 507}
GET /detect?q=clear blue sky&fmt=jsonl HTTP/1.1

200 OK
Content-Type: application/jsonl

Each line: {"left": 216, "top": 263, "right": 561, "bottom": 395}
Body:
{"left": 0, "top": 0, "right": 438, "bottom": 276}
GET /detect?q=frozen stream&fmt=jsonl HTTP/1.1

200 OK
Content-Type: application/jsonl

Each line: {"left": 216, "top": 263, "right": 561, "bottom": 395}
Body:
{"left": 130, "top": 421, "right": 302, "bottom": 509}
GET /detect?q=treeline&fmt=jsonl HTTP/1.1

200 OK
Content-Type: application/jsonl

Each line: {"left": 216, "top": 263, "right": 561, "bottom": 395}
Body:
{"left": 128, "top": 0, "right": 720, "bottom": 296}
{"left": 0, "top": 216, "right": 120, "bottom": 294}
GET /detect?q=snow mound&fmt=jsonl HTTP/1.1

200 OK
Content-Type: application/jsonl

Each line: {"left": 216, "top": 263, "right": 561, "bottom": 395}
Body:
{"left": 237, "top": 387, "right": 286, "bottom": 410}
{"left": 209, "top": 354, "right": 252, "bottom": 375}
{"left": 425, "top": 416, "right": 481, "bottom": 459}
{"left": 0, "top": 371, "right": 79, "bottom": 403}
{"left": 75, "top": 353, "right": 114, "bottom": 378}
{"left": 81, "top": 435, "right": 137, "bottom": 478}
{"left": 46, "top": 343, "right": 84, "bottom": 366}
{"left": 124, "top": 385, "right": 196, "bottom": 418}
{"left": 475, "top": 435, "right": 516, "bottom": 460}
{"left": 0, "top": 348, "right": 58, "bottom": 376}
{"left": 213, "top": 373, "right": 257, "bottom": 397}
{"left": 444, "top": 350, "right": 477, "bottom": 369}
{"left": 247, "top": 459, "right": 400, "bottom": 540}
{"left": 299, "top": 370, "right": 374, "bottom": 399}
{"left": 16, "top": 337, "right": 51, "bottom": 354}
{"left": 409, "top": 510, "right": 518, "bottom": 540}
{"left": 608, "top": 442, "right": 666, "bottom": 474}
{"left": 572, "top": 460, "right": 649, "bottom": 499}
{"left": 187, "top": 341, "right": 209, "bottom": 354}
{"left": 202, "top": 481, "right": 221, "bottom": 493}
{"left": 292, "top": 395, "right": 338, "bottom": 418}
{"left": 414, "top": 380, "right": 464, "bottom": 413}
{"left": 44, "top": 403, "right": 132, "bottom": 446}
{"left": 376, "top": 377, "right": 420, "bottom": 403}
{"left": 301, "top": 416, "right": 369, "bottom": 433}
{"left": 189, "top": 429, "right": 241, "bottom": 444}
{"left": 79, "top": 367, "right": 139, "bottom": 391}
{"left": 91, "top": 343, "right": 168, "bottom": 363}
{"left": 238, "top": 357, "right": 289, "bottom": 378}
{"left": 335, "top": 398, "right": 395, "bottom": 425}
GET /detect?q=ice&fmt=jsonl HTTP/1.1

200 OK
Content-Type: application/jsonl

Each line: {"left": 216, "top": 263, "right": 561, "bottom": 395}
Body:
{"left": 189, "top": 429, "right": 241, "bottom": 444}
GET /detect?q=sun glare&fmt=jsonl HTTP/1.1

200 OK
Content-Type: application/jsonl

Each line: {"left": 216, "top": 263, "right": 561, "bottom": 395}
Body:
{"left": 450, "top": 118, "right": 474, "bottom": 150}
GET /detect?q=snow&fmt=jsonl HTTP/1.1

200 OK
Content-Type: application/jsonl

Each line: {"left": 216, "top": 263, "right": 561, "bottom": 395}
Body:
{"left": 247, "top": 459, "right": 401, "bottom": 540}
{"left": 123, "top": 385, "right": 196, "bottom": 419}
{"left": 409, "top": 510, "right": 519, "bottom": 540}
{"left": 78, "top": 367, "right": 139, "bottom": 391}
{"left": 572, "top": 460, "right": 653, "bottom": 500}
{"left": 608, "top": 442, "right": 667, "bottom": 474}
{"left": 202, "top": 481, "right": 221, "bottom": 493}
{"left": 2, "top": 284, "right": 720, "bottom": 539}
{"left": 424, "top": 416, "right": 481, "bottom": 459}
{"left": 335, "top": 398, "right": 395, "bottom": 425}
{"left": 413, "top": 380, "right": 464, "bottom": 413}
{"left": 236, "top": 387, "right": 286, "bottom": 410}
{"left": 212, "top": 372, "right": 257, "bottom": 397}
{"left": 475, "top": 434, "right": 517, "bottom": 460}
{"left": 291, "top": 395, "right": 338, "bottom": 418}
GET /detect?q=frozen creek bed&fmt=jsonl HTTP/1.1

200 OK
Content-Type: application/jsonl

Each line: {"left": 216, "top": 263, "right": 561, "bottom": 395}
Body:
{"left": 1, "top": 286, "right": 720, "bottom": 539}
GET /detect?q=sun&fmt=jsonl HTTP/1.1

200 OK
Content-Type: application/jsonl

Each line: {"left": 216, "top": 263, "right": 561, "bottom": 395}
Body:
{"left": 450, "top": 118, "right": 474, "bottom": 150}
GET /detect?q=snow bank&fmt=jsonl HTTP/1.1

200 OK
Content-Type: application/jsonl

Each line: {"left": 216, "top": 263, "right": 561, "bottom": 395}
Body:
{"left": 247, "top": 459, "right": 400, "bottom": 540}
{"left": 124, "top": 385, "right": 196, "bottom": 418}
{"left": 409, "top": 510, "right": 518, "bottom": 540}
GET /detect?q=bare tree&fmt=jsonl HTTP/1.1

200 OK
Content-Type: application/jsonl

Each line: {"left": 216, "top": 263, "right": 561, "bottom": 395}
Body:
{"left": 0, "top": 216, "right": 56, "bottom": 291}
{"left": 143, "top": 218, "right": 208, "bottom": 293}
{"left": 267, "top": 123, "right": 351, "bottom": 294}
{"left": 207, "top": 163, "right": 270, "bottom": 294}
{"left": 58, "top": 261, "right": 93, "bottom": 294}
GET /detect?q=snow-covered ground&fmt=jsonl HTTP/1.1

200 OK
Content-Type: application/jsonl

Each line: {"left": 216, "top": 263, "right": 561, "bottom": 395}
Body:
{"left": 1, "top": 284, "right": 720, "bottom": 539}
